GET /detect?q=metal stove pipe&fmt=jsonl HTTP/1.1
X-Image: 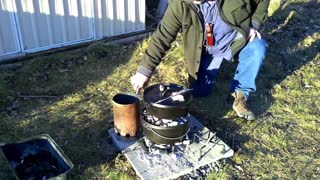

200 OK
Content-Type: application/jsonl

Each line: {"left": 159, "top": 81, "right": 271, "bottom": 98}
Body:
{"left": 112, "top": 93, "right": 140, "bottom": 137}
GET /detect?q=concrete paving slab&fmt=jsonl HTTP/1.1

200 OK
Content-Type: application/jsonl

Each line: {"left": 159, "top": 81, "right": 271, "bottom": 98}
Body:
{"left": 107, "top": 128, "right": 139, "bottom": 151}
{"left": 108, "top": 115, "right": 234, "bottom": 180}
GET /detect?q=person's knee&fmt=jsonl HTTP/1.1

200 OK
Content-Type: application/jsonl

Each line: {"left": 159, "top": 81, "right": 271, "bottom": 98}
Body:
{"left": 249, "top": 38, "right": 267, "bottom": 64}
{"left": 253, "top": 38, "right": 267, "bottom": 57}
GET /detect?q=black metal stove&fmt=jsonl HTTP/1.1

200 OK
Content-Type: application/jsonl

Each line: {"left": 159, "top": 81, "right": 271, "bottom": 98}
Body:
{"left": 142, "top": 109, "right": 191, "bottom": 145}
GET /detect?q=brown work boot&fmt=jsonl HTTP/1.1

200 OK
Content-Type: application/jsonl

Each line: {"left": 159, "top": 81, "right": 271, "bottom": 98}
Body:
{"left": 231, "top": 91, "right": 255, "bottom": 120}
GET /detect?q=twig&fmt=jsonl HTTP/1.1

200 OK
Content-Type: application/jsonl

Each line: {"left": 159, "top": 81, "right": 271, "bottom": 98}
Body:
{"left": 81, "top": 94, "right": 94, "bottom": 102}
{"left": 17, "top": 95, "right": 57, "bottom": 99}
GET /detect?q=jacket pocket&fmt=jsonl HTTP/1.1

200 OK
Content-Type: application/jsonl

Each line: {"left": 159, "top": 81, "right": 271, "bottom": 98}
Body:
{"left": 230, "top": 0, "right": 250, "bottom": 25}
{"left": 182, "top": 23, "right": 192, "bottom": 32}
{"left": 182, "top": 18, "right": 192, "bottom": 32}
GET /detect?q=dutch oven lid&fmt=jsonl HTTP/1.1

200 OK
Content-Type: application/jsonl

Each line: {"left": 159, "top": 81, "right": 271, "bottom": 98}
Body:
{"left": 143, "top": 83, "right": 193, "bottom": 108}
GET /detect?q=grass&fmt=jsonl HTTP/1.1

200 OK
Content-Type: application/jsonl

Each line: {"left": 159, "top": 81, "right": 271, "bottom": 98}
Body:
{"left": 0, "top": 0, "right": 319, "bottom": 179}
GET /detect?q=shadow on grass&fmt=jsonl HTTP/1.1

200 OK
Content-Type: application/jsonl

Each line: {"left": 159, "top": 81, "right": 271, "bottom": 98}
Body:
{"left": 189, "top": 0, "right": 320, "bottom": 153}
{"left": 0, "top": 40, "right": 140, "bottom": 178}
{"left": 252, "top": 0, "right": 320, "bottom": 117}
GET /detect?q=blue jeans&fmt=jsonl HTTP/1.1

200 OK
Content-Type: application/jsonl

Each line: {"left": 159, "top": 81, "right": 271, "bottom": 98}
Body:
{"left": 190, "top": 38, "right": 267, "bottom": 99}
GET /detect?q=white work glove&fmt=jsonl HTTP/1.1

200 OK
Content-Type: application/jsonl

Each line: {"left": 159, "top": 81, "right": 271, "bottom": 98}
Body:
{"left": 130, "top": 72, "right": 150, "bottom": 94}
{"left": 247, "top": 28, "right": 262, "bottom": 42}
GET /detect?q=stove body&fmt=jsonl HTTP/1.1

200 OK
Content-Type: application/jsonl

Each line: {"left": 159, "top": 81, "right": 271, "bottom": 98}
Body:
{"left": 141, "top": 83, "right": 193, "bottom": 146}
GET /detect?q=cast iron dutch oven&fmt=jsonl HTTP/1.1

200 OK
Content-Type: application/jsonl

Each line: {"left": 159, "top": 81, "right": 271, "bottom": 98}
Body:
{"left": 143, "top": 83, "right": 193, "bottom": 120}
{"left": 142, "top": 117, "right": 190, "bottom": 144}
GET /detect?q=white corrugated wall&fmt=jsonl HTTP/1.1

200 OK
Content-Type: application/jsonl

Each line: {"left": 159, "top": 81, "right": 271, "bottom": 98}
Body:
{"left": 0, "top": 0, "right": 20, "bottom": 56}
{"left": 93, "top": 0, "right": 145, "bottom": 39}
{"left": 0, "top": 0, "right": 145, "bottom": 60}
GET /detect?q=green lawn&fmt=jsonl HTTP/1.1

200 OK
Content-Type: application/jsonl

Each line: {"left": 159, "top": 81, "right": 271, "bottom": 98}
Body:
{"left": 0, "top": 0, "right": 319, "bottom": 179}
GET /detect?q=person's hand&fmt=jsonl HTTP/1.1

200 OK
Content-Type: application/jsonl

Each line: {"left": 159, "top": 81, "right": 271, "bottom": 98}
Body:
{"left": 130, "top": 72, "right": 150, "bottom": 94}
{"left": 247, "top": 28, "right": 261, "bottom": 42}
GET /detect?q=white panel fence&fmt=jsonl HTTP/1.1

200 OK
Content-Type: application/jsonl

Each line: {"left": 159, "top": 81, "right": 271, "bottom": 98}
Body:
{"left": 0, "top": 0, "right": 145, "bottom": 61}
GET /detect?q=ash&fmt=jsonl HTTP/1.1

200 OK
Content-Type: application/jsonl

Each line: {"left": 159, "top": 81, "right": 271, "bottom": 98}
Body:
{"left": 138, "top": 114, "right": 219, "bottom": 178}
{"left": 171, "top": 94, "right": 185, "bottom": 102}
{"left": 142, "top": 135, "right": 191, "bottom": 155}
{"left": 137, "top": 136, "right": 194, "bottom": 173}
{"left": 138, "top": 134, "right": 220, "bottom": 179}
{"left": 123, "top": 115, "right": 235, "bottom": 180}
{"left": 183, "top": 161, "right": 221, "bottom": 179}
{"left": 142, "top": 109, "right": 188, "bottom": 127}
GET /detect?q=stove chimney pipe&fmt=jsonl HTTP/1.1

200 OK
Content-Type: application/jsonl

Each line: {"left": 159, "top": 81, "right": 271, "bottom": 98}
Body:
{"left": 112, "top": 93, "right": 141, "bottom": 137}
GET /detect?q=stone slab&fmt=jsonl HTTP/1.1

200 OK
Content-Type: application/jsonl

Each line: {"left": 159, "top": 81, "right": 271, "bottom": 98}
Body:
{"left": 107, "top": 128, "right": 139, "bottom": 151}
{"left": 108, "top": 115, "right": 234, "bottom": 180}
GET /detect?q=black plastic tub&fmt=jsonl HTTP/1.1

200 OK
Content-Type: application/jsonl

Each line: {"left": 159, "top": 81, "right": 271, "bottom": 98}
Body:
{"left": 0, "top": 134, "right": 74, "bottom": 180}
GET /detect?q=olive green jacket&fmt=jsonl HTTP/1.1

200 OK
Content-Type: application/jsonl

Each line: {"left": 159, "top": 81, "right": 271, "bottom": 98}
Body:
{"left": 138, "top": 0, "right": 270, "bottom": 79}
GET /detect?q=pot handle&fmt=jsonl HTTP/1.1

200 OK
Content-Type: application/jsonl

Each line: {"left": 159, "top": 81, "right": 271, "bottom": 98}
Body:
{"left": 161, "top": 88, "right": 174, "bottom": 97}
{"left": 145, "top": 125, "right": 190, "bottom": 140}
{"left": 144, "top": 102, "right": 150, "bottom": 107}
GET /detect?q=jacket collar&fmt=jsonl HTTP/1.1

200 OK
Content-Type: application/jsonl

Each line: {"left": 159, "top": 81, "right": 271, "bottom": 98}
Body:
{"left": 183, "top": 0, "right": 202, "bottom": 5}
{"left": 183, "top": 0, "right": 216, "bottom": 5}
